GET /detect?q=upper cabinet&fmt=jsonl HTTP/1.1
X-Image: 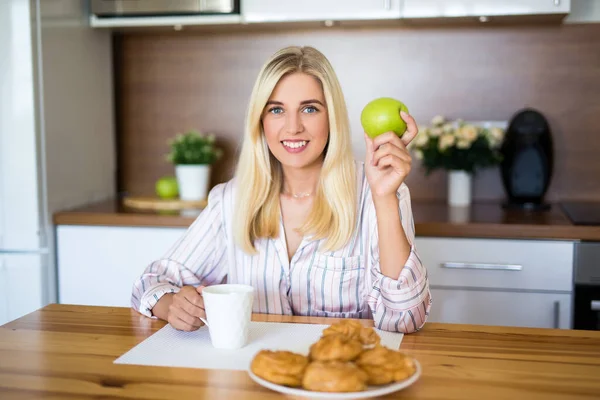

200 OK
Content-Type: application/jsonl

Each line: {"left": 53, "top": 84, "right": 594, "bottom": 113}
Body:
{"left": 402, "top": 0, "right": 570, "bottom": 19}
{"left": 242, "top": 0, "right": 401, "bottom": 23}
{"left": 89, "top": 0, "right": 581, "bottom": 29}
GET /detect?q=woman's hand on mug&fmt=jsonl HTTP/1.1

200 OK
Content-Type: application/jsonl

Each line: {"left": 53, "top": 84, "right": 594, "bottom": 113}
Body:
{"left": 168, "top": 285, "right": 206, "bottom": 331}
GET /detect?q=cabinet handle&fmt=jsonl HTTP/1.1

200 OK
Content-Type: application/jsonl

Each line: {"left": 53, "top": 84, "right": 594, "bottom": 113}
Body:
{"left": 383, "top": 0, "right": 392, "bottom": 10}
{"left": 554, "top": 0, "right": 560, "bottom": 6}
{"left": 0, "top": 248, "right": 49, "bottom": 255}
{"left": 553, "top": 301, "right": 560, "bottom": 329}
{"left": 441, "top": 262, "right": 522, "bottom": 271}
{"left": 591, "top": 301, "right": 600, "bottom": 311}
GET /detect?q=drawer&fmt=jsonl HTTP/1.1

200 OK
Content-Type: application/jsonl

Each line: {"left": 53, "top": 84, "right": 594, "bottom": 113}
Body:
{"left": 428, "top": 288, "right": 572, "bottom": 329}
{"left": 415, "top": 237, "right": 574, "bottom": 292}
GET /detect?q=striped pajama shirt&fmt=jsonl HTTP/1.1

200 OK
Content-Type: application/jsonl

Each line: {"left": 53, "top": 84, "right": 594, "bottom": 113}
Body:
{"left": 131, "top": 161, "right": 432, "bottom": 333}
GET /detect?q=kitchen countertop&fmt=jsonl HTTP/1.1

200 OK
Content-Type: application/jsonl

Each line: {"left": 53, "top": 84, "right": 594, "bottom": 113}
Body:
{"left": 52, "top": 198, "right": 600, "bottom": 241}
{"left": 1, "top": 304, "right": 599, "bottom": 399}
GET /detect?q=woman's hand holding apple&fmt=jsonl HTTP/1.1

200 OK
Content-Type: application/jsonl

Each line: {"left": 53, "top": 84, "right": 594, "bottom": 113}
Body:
{"left": 364, "top": 111, "right": 419, "bottom": 199}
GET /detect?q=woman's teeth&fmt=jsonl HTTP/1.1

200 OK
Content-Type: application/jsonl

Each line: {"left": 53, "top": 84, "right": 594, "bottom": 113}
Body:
{"left": 282, "top": 141, "right": 307, "bottom": 149}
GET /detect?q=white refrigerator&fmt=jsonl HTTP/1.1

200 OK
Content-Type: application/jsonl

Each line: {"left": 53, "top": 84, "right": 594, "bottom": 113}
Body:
{"left": 0, "top": 0, "right": 116, "bottom": 325}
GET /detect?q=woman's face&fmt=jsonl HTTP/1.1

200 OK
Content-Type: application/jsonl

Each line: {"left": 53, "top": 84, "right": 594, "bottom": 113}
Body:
{"left": 262, "top": 72, "right": 329, "bottom": 171}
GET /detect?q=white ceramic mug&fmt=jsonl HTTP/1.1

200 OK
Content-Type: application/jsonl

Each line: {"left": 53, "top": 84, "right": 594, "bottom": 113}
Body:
{"left": 199, "top": 284, "right": 254, "bottom": 349}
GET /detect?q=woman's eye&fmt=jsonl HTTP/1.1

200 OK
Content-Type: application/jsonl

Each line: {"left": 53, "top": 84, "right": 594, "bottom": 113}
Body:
{"left": 269, "top": 107, "right": 284, "bottom": 115}
{"left": 303, "top": 106, "right": 318, "bottom": 114}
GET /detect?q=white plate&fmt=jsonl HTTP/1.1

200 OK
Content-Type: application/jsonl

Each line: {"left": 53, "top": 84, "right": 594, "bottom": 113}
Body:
{"left": 248, "top": 359, "right": 421, "bottom": 399}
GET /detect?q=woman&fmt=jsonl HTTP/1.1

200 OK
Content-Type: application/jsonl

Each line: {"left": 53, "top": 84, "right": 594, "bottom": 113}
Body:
{"left": 131, "top": 46, "right": 432, "bottom": 333}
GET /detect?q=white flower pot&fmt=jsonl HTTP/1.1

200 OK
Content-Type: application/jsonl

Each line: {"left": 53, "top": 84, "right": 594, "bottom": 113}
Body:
{"left": 448, "top": 204, "right": 470, "bottom": 223}
{"left": 175, "top": 164, "right": 211, "bottom": 201}
{"left": 448, "top": 170, "right": 472, "bottom": 207}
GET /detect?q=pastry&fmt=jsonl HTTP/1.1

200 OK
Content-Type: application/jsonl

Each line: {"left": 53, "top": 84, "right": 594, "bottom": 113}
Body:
{"left": 309, "top": 333, "right": 363, "bottom": 362}
{"left": 358, "top": 325, "right": 381, "bottom": 346}
{"left": 250, "top": 321, "right": 418, "bottom": 393}
{"left": 322, "top": 319, "right": 381, "bottom": 346}
{"left": 356, "top": 345, "right": 416, "bottom": 385}
{"left": 250, "top": 350, "right": 309, "bottom": 387}
{"left": 302, "top": 361, "right": 368, "bottom": 392}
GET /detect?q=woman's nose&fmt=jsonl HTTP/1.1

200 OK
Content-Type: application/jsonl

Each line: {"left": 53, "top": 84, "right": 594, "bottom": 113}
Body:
{"left": 284, "top": 113, "right": 303, "bottom": 134}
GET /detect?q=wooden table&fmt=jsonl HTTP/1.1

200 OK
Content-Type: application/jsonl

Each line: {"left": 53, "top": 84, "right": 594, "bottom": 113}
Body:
{"left": 1, "top": 304, "right": 599, "bottom": 399}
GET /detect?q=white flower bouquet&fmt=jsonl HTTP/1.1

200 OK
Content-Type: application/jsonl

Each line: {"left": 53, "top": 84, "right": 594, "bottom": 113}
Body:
{"left": 410, "top": 116, "right": 506, "bottom": 175}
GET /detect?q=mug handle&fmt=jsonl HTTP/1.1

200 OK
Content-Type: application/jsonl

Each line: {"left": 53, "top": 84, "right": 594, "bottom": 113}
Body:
{"left": 197, "top": 286, "right": 208, "bottom": 326}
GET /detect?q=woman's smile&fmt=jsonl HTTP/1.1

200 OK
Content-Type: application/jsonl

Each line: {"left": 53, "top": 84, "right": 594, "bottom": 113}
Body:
{"left": 282, "top": 139, "right": 309, "bottom": 153}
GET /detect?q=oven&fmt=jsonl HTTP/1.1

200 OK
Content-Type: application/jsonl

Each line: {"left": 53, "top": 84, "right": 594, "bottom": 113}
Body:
{"left": 573, "top": 242, "right": 600, "bottom": 330}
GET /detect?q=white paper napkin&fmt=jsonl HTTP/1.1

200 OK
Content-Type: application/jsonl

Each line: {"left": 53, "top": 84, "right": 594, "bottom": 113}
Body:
{"left": 114, "top": 321, "right": 403, "bottom": 371}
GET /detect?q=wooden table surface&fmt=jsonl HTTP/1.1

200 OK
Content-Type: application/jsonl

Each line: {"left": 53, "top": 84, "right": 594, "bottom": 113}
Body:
{"left": 1, "top": 304, "right": 599, "bottom": 399}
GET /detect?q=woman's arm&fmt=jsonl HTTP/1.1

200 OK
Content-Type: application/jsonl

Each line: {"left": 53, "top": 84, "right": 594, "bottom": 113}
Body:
{"left": 362, "top": 113, "right": 432, "bottom": 333}
{"left": 131, "top": 182, "right": 229, "bottom": 318}
{"left": 372, "top": 193, "right": 411, "bottom": 279}
{"left": 366, "top": 184, "right": 432, "bottom": 333}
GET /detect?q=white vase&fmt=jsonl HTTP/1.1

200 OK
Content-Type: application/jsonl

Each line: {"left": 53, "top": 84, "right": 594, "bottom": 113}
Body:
{"left": 447, "top": 170, "right": 472, "bottom": 207}
{"left": 175, "top": 164, "right": 211, "bottom": 201}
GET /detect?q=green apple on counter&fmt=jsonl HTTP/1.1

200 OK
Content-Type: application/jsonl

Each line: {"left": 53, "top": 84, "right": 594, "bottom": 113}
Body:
{"left": 361, "top": 97, "right": 409, "bottom": 138}
{"left": 155, "top": 176, "right": 179, "bottom": 199}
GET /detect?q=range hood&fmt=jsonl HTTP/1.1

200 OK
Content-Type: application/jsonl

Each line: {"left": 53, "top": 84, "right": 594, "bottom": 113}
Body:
{"left": 90, "top": 0, "right": 237, "bottom": 18}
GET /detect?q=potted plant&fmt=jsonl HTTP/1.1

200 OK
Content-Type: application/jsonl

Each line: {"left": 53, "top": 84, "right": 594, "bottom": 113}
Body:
{"left": 166, "top": 130, "right": 223, "bottom": 201}
{"left": 409, "top": 116, "right": 505, "bottom": 206}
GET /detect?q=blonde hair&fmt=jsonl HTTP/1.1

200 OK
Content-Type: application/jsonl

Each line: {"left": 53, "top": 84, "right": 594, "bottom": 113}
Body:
{"left": 233, "top": 46, "right": 357, "bottom": 254}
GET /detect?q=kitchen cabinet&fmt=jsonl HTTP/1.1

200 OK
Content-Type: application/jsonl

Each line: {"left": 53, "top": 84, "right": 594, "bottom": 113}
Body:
{"left": 430, "top": 289, "right": 571, "bottom": 329}
{"left": 242, "top": 0, "right": 402, "bottom": 23}
{"left": 418, "top": 237, "right": 573, "bottom": 292}
{"left": 0, "top": 255, "right": 46, "bottom": 326}
{"left": 402, "top": 0, "right": 570, "bottom": 19}
{"left": 57, "top": 225, "right": 186, "bottom": 307}
{"left": 88, "top": 0, "right": 582, "bottom": 29}
{"left": 416, "top": 237, "right": 575, "bottom": 329}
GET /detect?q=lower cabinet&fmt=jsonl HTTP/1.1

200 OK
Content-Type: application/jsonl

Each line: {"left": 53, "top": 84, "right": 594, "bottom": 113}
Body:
{"left": 429, "top": 288, "right": 572, "bottom": 329}
{"left": 56, "top": 227, "right": 577, "bottom": 329}
{"left": 416, "top": 237, "right": 575, "bottom": 329}
{"left": 56, "top": 225, "right": 186, "bottom": 307}
{"left": 0, "top": 255, "right": 46, "bottom": 326}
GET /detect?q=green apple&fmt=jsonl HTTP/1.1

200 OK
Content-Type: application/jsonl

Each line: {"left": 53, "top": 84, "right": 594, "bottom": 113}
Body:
{"left": 361, "top": 97, "right": 409, "bottom": 138}
{"left": 155, "top": 176, "right": 179, "bottom": 199}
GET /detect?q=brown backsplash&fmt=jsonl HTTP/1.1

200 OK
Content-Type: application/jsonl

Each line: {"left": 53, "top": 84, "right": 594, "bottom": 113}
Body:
{"left": 115, "top": 23, "right": 600, "bottom": 202}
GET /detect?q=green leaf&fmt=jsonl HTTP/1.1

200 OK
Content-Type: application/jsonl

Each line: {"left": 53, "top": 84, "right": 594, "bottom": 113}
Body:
{"left": 165, "top": 129, "right": 223, "bottom": 165}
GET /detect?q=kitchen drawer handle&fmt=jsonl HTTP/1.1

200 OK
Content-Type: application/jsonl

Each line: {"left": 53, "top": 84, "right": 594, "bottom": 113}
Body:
{"left": 591, "top": 301, "right": 600, "bottom": 311}
{"left": 0, "top": 248, "right": 49, "bottom": 255}
{"left": 383, "top": 0, "right": 392, "bottom": 10}
{"left": 441, "top": 262, "right": 522, "bottom": 271}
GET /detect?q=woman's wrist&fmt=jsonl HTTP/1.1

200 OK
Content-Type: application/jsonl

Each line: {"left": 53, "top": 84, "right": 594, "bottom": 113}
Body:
{"left": 372, "top": 193, "right": 398, "bottom": 212}
{"left": 151, "top": 293, "right": 174, "bottom": 321}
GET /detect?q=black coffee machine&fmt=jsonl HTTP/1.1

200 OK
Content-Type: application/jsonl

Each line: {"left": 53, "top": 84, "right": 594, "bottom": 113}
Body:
{"left": 500, "top": 108, "right": 553, "bottom": 210}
